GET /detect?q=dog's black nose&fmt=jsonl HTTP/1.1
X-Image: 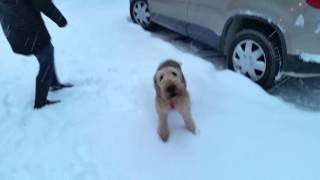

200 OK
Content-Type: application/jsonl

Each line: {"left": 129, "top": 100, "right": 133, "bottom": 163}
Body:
{"left": 166, "top": 85, "right": 176, "bottom": 93}
{"left": 170, "top": 93, "right": 177, "bottom": 98}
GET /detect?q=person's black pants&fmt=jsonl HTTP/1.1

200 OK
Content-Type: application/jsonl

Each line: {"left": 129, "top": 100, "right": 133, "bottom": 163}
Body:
{"left": 33, "top": 42, "right": 59, "bottom": 104}
{"left": 34, "top": 42, "right": 59, "bottom": 86}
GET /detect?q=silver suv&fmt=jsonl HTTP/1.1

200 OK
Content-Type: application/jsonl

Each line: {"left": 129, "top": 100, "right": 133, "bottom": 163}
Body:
{"left": 130, "top": 0, "right": 320, "bottom": 88}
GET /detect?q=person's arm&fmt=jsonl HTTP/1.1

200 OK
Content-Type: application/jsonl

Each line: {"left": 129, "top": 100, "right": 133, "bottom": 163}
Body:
{"left": 0, "top": 2, "right": 14, "bottom": 16}
{"left": 0, "top": 2, "right": 7, "bottom": 14}
{"left": 31, "top": 0, "right": 67, "bottom": 27}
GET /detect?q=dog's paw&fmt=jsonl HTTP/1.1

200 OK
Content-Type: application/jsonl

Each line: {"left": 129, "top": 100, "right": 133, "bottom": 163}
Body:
{"left": 158, "top": 129, "right": 170, "bottom": 142}
{"left": 186, "top": 123, "right": 196, "bottom": 135}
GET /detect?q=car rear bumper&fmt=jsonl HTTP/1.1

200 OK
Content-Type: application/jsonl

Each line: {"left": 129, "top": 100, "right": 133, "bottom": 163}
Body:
{"left": 283, "top": 55, "right": 320, "bottom": 77}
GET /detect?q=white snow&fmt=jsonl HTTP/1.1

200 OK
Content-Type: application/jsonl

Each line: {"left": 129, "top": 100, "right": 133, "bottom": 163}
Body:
{"left": 1, "top": 1, "right": 320, "bottom": 180}
{"left": 295, "top": 14, "right": 304, "bottom": 27}
{"left": 300, "top": 52, "right": 320, "bottom": 64}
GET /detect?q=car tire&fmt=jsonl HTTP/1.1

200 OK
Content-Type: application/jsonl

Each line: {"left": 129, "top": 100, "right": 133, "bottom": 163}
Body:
{"left": 130, "top": 0, "right": 157, "bottom": 31}
{"left": 227, "top": 29, "right": 281, "bottom": 89}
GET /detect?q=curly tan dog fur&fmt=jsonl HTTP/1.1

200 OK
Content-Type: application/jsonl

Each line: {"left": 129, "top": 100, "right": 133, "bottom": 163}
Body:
{"left": 154, "top": 59, "right": 196, "bottom": 142}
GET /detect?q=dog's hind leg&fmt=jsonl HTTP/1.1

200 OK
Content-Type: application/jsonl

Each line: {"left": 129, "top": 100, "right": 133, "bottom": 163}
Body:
{"left": 157, "top": 110, "right": 170, "bottom": 142}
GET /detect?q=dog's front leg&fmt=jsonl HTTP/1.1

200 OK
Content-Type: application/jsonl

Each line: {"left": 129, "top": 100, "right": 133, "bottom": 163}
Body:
{"left": 157, "top": 111, "right": 169, "bottom": 142}
{"left": 179, "top": 106, "right": 196, "bottom": 134}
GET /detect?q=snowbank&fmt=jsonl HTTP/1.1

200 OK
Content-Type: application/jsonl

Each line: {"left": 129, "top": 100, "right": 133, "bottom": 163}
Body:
{"left": 300, "top": 53, "right": 320, "bottom": 64}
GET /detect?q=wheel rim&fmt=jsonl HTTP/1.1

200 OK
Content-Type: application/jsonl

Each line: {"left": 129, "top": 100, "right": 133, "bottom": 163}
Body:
{"left": 133, "top": 1, "right": 151, "bottom": 26}
{"left": 232, "top": 40, "right": 267, "bottom": 81}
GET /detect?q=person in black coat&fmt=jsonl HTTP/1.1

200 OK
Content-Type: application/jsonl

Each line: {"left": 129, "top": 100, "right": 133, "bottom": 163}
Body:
{"left": 0, "top": 0, "right": 73, "bottom": 109}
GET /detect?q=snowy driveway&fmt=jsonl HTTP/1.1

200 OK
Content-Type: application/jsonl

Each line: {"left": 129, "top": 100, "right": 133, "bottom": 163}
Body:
{"left": 1, "top": 1, "right": 320, "bottom": 180}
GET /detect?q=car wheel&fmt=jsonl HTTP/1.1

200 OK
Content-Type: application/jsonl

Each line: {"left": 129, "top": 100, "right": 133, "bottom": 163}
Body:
{"left": 130, "top": 0, "right": 156, "bottom": 31}
{"left": 227, "top": 30, "right": 280, "bottom": 89}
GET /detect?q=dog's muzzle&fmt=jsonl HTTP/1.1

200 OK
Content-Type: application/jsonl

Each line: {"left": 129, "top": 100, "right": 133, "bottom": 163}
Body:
{"left": 166, "top": 85, "right": 177, "bottom": 98}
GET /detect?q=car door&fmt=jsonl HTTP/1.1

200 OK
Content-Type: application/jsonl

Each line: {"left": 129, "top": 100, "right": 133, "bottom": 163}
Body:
{"left": 187, "top": 0, "right": 231, "bottom": 48}
{"left": 149, "top": 0, "right": 189, "bottom": 35}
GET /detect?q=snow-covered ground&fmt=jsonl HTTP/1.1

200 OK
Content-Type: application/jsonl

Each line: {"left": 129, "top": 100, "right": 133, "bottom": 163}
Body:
{"left": 1, "top": 1, "right": 320, "bottom": 180}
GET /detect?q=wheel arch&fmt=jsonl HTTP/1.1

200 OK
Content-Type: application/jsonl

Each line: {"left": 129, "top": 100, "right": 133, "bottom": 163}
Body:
{"left": 220, "top": 15, "right": 287, "bottom": 64}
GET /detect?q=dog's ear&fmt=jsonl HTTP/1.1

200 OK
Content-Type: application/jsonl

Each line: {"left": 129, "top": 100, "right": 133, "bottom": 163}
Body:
{"left": 176, "top": 63, "right": 186, "bottom": 87}
{"left": 181, "top": 71, "right": 187, "bottom": 87}
{"left": 154, "top": 74, "right": 161, "bottom": 96}
{"left": 176, "top": 61, "right": 182, "bottom": 71}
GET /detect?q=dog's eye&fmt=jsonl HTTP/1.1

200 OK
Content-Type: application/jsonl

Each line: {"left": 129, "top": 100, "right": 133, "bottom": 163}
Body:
{"left": 172, "top": 72, "right": 177, "bottom": 76}
{"left": 160, "top": 75, "right": 163, "bottom": 81}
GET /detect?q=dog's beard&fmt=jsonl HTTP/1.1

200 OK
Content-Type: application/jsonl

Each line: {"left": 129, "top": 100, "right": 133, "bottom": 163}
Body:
{"left": 165, "top": 91, "right": 180, "bottom": 101}
{"left": 161, "top": 82, "right": 185, "bottom": 102}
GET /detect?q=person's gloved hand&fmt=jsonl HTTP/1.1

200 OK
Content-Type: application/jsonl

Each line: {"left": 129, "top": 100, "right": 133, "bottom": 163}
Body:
{"left": 58, "top": 16, "right": 68, "bottom": 28}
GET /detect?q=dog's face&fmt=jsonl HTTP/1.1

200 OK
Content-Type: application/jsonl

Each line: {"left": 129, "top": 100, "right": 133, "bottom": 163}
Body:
{"left": 154, "top": 61, "right": 186, "bottom": 101}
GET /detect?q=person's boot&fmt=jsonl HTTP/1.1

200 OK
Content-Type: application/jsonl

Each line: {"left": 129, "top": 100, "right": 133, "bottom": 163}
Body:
{"left": 34, "top": 80, "right": 60, "bottom": 109}
{"left": 34, "top": 100, "right": 61, "bottom": 109}
{"left": 50, "top": 71, "right": 73, "bottom": 92}
{"left": 50, "top": 83, "right": 74, "bottom": 92}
